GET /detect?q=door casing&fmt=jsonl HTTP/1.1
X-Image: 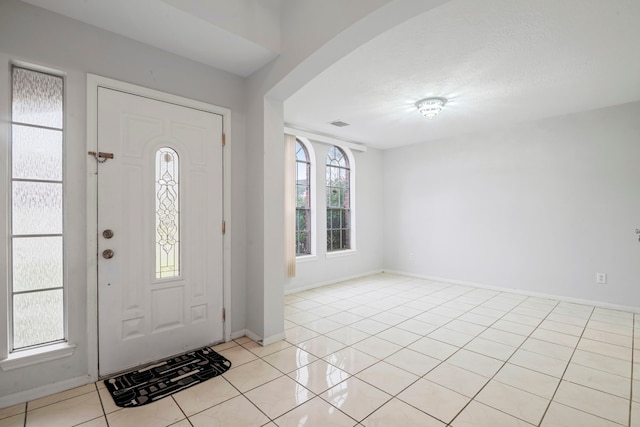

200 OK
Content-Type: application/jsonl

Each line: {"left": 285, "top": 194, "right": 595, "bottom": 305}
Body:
{"left": 86, "top": 74, "right": 232, "bottom": 380}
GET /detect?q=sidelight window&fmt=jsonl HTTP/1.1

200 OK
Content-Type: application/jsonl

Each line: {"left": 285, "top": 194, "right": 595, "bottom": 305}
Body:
{"left": 10, "top": 66, "right": 65, "bottom": 350}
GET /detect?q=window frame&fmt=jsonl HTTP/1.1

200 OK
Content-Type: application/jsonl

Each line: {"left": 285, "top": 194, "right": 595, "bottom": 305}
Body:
{"left": 8, "top": 64, "right": 67, "bottom": 353}
{"left": 294, "top": 138, "right": 317, "bottom": 260}
{"left": 325, "top": 145, "right": 353, "bottom": 253}
{"left": 295, "top": 139, "right": 311, "bottom": 256}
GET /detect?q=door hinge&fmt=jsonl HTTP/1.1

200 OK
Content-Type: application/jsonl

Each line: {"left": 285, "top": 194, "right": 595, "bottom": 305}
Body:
{"left": 222, "top": 133, "right": 226, "bottom": 147}
{"left": 222, "top": 220, "right": 226, "bottom": 234}
{"left": 222, "top": 308, "right": 226, "bottom": 322}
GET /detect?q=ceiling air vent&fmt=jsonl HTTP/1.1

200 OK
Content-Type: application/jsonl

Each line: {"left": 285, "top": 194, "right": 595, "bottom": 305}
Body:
{"left": 329, "top": 120, "right": 350, "bottom": 127}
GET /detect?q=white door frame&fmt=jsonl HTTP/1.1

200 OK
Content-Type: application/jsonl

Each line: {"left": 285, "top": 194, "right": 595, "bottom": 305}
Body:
{"left": 86, "top": 74, "right": 232, "bottom": 380}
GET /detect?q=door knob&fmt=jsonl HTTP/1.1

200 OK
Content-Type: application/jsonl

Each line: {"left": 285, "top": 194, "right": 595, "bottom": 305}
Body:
{"left": 103, "top": 229, "right": 114, "bottom": 239}
{"left": 103, "top": 249, "right": 115, "bottom": 259}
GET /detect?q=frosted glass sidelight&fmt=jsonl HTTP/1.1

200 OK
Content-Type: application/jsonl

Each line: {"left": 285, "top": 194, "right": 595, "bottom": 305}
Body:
{"left": 12, "top": 67, "right": 63, "bottom": 129}
{"left": 13, "top": 236, "right": 63, "bottom": 292}
{"left": 13, "top": 289, "right": 64, "bottom": 349}
{"left": 10, "top": 65, "right": 65, "bottom": 351}
{"left": 155, "top": 148, "right": 180, "bottom": 278}
{"left": 12, "top": 124, "right": 63, "bottom": 181}
{"left": 12, "top": 181, "right": 63, "bottom": 235}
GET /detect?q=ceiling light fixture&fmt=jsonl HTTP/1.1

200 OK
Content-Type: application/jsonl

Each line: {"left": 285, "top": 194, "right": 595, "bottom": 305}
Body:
{"left": 415, "top": 97, "right": 447, "bottom": 119}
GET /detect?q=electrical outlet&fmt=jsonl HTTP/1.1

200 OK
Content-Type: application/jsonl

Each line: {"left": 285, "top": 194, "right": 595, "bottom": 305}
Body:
{"left": 409, "top": 252, "right": 415, "bottom": 261}
{"left": 596, "top": 272, "right": 607, "bottom": 284}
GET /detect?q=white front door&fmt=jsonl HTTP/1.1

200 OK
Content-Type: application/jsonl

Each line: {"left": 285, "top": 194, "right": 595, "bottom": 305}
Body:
{"left": 97, "top": 88, "right": 224, "bottom": 376}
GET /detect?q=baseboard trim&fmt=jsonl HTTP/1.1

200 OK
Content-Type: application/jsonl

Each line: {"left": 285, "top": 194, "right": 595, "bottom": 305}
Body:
{"left": 383, "top": 270, "right": 640, "bottom": 314}
{"left": 262, "top": 333, "right": 287, "bottom": 347}
{"left": 230, "top": 329, "right": 287, "bottom": 347}
{"left": 231, "top": 328, "right": 263, "bottom": 343}
{"left": 230, "top": 329, "right": 249, "bottom": 341}
{"left": 285, "top": 269, "right": 384, "bottom": 295}
{"left": 243, "top": 329, "right": 262, "bottom": 343}
{"left": 0, "top": 375, "right": 93, "bottom": 409}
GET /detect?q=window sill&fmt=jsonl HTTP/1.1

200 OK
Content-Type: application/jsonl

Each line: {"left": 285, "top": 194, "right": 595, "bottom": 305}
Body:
{"left": 296, "top": 255, "right": 317, "bottom": 264}
{"left": 0, "top": 342, "right": 76, "bottom": 372}
{"left": 326, "top": 249, "right": 357, "bottom": 258}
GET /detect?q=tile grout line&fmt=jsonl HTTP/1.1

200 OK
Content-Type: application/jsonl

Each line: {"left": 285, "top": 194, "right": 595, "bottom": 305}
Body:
{"left": 282, "top": 279, "right": 485, "bottom": 424}
{"left": 93, "top": 381, "right": 111, "bottom": 427}
{"left": 332, "top": 284, "right": 551, "bottom": 424}
{"left": 446, "top": 294, "right": 560, "bottom": 426}
{"left": 213, "top": 346, "right": 361, "bottom": 427}
{"left": 289, "top": 279, "right": 569, "bottom": 425}
{"left": 170, "top": 394, "right": 193, "bottom": 426}
{"left": 534, "top": 305, "right": 595, "bottom": 427}
{"left": 286, "top": 294, "right": 640, "bottom": 423}
{"left": 21, "top": 401, "right": 27, "bottom": 427}
{"left": 630, "top": 313, "right": 636, "bottom": 427}
{"left": 243, "top": 341, "right": 359, "bottom": 426}
{"left": 347, "top": 283, "right": 495, "bottom": 423}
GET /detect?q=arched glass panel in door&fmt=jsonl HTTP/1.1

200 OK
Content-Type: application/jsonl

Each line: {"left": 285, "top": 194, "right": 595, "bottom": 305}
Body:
{"left": 156, "top": 147, "right": 180, "bottom": 278}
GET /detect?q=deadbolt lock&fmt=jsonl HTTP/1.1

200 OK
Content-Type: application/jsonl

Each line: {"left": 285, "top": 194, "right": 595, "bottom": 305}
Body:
{"left": 103, "top": 249, "right": 115, "bottom": 259}
{"left": 103, "top": 229, "right": 114, "bottom": 239}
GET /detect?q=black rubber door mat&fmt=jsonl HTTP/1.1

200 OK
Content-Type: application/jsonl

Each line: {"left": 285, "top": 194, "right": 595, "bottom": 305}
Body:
{"left": 103, "top": 346, "right": 232, "bottom": 407}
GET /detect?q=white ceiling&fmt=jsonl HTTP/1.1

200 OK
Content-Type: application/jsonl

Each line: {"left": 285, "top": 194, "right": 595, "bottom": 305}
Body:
{"left": 21, "top": 0, "right": 640, "bottom": 150}
{"left": 20, "top": 0, "right": 281, "bottom": 77}
{"left": 285, "top": 0, "right": 640, "bottom": 150}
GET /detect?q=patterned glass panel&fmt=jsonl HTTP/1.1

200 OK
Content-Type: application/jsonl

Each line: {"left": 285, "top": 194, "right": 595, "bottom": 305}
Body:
{"left": 13, "top": 236, "right": 63, "bottom": 292}
{"left": 12, "top": 67, "right": 63, "bottom": 129}
{"left": 12, "top": 124, "right": 63, "bottom": 181}
{"left": 10, "top": 66, "right": 65, "bottom": 351}
{"left": 12, "top": 181, "right": 63, "bottom": 235}
{"left": 13, "top": 289, "right": 64, "bottom": 349}
{"left": 155, "top": 147, "right": 180, "bottom": 278}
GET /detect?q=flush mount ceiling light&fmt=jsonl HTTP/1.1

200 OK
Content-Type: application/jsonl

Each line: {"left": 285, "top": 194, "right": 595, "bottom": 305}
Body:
{"left": 415, "top": 97, "right": 447, "bottom": 119}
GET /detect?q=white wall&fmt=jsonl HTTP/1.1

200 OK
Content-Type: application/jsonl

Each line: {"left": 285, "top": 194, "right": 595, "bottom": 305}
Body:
{"left": 0, "top": 0, "right": 247, "bottom": 400}
{"left": 286, "top": 141, "right": 384, "bottom": 292}
{"left": 383, "top": 101, "right": 640, "bottom": 310}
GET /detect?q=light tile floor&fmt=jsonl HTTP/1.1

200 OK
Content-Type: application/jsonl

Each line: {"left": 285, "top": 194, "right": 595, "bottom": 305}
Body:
{"left": 1, "top": 273, "right": 639, "bottom": 426}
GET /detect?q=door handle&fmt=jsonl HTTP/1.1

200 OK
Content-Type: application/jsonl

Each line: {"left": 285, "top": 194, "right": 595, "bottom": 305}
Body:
{"left": 88, "top": 151, "right": 114, "bottom": 163}
{"left": 103, "top": 249, "right": 115, "bottom": 259}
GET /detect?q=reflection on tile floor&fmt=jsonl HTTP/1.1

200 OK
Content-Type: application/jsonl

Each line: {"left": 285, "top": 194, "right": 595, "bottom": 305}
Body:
{"left": 2, "top": 273, "right": 639, "bottom": 426}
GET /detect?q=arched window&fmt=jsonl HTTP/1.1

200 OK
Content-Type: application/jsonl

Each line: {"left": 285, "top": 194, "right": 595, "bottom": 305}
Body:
{"left": 326, "top": 146, "right": 350, "bottom": 251}
{"left": 155, "top": 147, "right": 180, "bottom": 278}
{"left": 296, "top": 140, "right": 311, "bottom": 255}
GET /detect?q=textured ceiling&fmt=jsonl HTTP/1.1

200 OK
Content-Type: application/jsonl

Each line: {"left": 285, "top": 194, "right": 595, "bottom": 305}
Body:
{"left": 284, "top": 0, "right": 640, "bottom": 150}
{"left": 19, "top": 0, "right": 640, "bottom": 149}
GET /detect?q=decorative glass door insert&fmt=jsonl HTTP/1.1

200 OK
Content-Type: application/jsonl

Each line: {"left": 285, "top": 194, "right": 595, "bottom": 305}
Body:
{"left": 155, "top": 147, "right": 180, "bottom": 279}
